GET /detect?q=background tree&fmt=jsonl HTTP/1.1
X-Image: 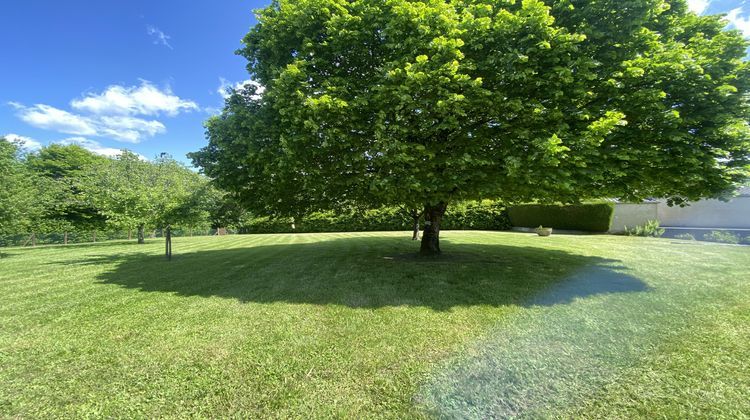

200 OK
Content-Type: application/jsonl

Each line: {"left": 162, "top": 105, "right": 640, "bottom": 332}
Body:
{"left": 151, "top": 153, "right": 214, "bottom": 233}
{"left": 0, "top": 138, "right": 56, "bottom": 245}
{"left": 81, "top": 152, "right": 213, "bottom": 244}
{"left": 26, "top": 144, "right": 108, "bottom": 241}
{"left": 0, "top": 138, "right": 29, "bottom": 235}
{"left": 80, "top": 151, "right": 156, "bottom": 243}
{"left": 191, "top": 0, "right": 750, "bottom": 255}
{"left": 204, "top": 188, "right": 248, "bottom": 231}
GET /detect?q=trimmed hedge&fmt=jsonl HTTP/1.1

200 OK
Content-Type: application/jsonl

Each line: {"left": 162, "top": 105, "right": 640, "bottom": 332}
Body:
{"left": 240, "top": 200, "right": 511, "bottom": 234}
{"left": 442, "top": 200, "right": 511, "bottom": 231}
{"left": 507, "top": 203, "right": 614, "bottom": 232}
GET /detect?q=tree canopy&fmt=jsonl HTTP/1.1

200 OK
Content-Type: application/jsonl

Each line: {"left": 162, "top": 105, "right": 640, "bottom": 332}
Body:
{"left": 79, "top": 152, "right": 213, "bottom": 243}
{"left": 1, "top": 138, "right": 233, "bottom": 247}
{"left": 26, "top": 144, "right": 109, "bottom": 231}
{"left": 191, "top": 0, "right": 750, "bottom": 254}
{"left": 0, "top": 138, "right": 56, "bottom": 238}
{"left": 0, "top": 139, "right": 28, "bottom": 234}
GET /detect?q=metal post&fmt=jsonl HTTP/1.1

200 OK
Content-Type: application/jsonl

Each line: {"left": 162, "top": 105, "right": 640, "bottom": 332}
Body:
{"left": 165, "top": 225, "right": 172, "bottom": 260}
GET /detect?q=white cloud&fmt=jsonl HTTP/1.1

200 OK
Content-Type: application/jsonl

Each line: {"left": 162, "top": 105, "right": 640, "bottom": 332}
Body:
{"left": 726, "top": 8, "right": 750, "bottom": 37}
{"left": 56, "top": 137, "right": 146, "bottom": 159}
{"left": 12, "top": 80, "right": 196, "bottom": 144}
{"left": 203, "top": 106, "right": 221, "bottom": 115}
{"left": 14, "top": 103, "right": 165, "bottom": 144}
{"left": 17, "top": 104, "right": 98, "bottom": 136}
{"left": 71, "top": 81, "right": 197, "bottom": 116}
{"left": 147, "top": 25, "right": 173, "bottom": 49}
{"left": 97, "top": 116, "right": 166, "bottom": 143}
{"left": 687, "top": 0, "right": 711, "bottom": 15}
{"left": 3, "top": 133, "right": 43, "bottom": 150}
{"left": 217, "top": 77, "right": 265, "bottom": 99}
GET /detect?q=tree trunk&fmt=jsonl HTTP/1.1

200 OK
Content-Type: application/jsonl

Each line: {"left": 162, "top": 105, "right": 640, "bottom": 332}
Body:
{"left": 92, "top": 231, "right": 96, "bottom": 243}
{"left": 405, "top": 208, "right": 422, "bottom": 240}
{"left": 420, "top": 202, "right": 447, "bottom": 255}
{"left": 128, "top": 229, "right": 132, "bottom": 240}
{"left": 412, "top": 216, "right": 420, "bottom": 240}
{"left": 137, "top": 225, "right": 145, "bottom": 244}
{"left": 31, "top": 232, "right": 37, "bottom": 247}
{"left": 64, "top": 232, "right": 68, "bottom": 245}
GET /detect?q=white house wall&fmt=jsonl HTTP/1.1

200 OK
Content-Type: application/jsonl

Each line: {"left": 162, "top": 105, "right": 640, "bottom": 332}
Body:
{"left": 610, "top": 190, "right": 750, "bottom": 232}
{"left": 610, "top": 203, "right": 658, "bottom": 233}
{"left": 657, "top": 197, "right": 750, "bottom": 228}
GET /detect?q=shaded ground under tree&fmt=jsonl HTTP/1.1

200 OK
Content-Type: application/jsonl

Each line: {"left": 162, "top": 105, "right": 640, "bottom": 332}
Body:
{"left": 73, "top": 236, "right": 646, "bottom": 311}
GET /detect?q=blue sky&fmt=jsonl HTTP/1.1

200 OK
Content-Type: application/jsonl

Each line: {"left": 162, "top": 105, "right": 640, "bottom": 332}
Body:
{"left": 1, "top": 0, "right": 266, "bottom": 162}
{"left": 1, "top": 0, "right": 748, "bottom": 163}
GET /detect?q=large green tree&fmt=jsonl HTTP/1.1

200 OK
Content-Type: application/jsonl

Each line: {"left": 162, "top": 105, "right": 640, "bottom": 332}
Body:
{"left": 191, "top": 0, "right": 750, "bottom": 254}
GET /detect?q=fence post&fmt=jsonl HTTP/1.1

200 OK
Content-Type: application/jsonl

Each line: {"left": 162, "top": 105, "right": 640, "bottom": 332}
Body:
{"left": 165, "top": 225, "right": 172, "bottom": 260}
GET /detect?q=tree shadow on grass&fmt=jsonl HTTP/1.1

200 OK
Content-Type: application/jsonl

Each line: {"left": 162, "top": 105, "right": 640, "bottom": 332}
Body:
{"left": 82, "top": 236, "right": 649, "bottom": 311}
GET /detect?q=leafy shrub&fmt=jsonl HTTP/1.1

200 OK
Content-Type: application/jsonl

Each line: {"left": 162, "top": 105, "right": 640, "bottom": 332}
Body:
{"left": 703, "top": 230, "right": 740, "bottom": 244}
{"left": 626, "top": 220, "right": 665, "bottom": 237}
{"left": 442, "top": 200, "right": 511, "bottom": 231}
{"left": 507, "top": 203, "right": 614, "bottom": 232}
{"left": 240, "top": 201, "right": 511, "bottom": 234}
{"left": 674, "top": 233, "right": 695, "bottom": 241}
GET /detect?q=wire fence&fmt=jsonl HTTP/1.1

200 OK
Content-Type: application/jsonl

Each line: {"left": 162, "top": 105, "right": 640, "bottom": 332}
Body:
{"left": 0, "top": 228, "right": 237, "bottom": 248}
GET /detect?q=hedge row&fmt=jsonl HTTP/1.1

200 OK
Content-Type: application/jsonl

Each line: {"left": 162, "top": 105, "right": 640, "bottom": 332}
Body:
{"left": 442, "top": 200, "right": 511, "bottom": 231}
{"left": 507, "top": 203, "right": 614, "bottom": 232}
{"left": 240, "top": 200, "right": 512, "bottom": 234}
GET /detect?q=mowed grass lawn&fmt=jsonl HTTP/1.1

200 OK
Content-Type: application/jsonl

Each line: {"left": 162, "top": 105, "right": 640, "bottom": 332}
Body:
{"left": 1, "top": 231, "right": 749, "bottom": 418}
